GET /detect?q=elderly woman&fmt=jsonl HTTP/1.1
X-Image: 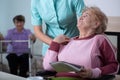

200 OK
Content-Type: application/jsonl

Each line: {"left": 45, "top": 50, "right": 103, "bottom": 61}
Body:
{"left": 43, "top": 7, "right": 119, "bottom": 80}
{"left": 5, "top": 15, "right": 36, "bottom": 77}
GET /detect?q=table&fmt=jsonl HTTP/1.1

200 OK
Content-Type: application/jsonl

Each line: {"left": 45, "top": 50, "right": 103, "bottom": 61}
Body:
{"left": 0, "top": 71, "right": 27, "bottom": 80}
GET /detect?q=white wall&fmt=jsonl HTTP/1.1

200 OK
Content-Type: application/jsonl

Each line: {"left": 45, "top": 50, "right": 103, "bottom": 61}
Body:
{"left": 0, "top": 0, "right": 10, "bottom": 35}
{"left": 84, "top": 0, "right": 120, "bottom": 16}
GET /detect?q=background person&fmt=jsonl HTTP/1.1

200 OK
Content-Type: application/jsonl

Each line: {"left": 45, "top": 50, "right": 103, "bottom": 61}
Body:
{"left": 5, "top": 15, "right": 35, "bottom": 77}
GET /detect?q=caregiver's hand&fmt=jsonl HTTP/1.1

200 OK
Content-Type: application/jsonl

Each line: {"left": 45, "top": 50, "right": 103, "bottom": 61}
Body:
{"left": 53, "top": 34, "right": 70, "bottom": 44}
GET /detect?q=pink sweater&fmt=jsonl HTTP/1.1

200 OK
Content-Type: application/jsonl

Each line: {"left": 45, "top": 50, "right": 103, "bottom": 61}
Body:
{"left": 43, "top": 34, "right": 119, "bottom": 78}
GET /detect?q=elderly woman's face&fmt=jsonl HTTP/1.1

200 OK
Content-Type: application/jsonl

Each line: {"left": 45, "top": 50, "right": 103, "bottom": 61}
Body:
{"left": 77, "top": 10, "right": 97, "bottom": 30}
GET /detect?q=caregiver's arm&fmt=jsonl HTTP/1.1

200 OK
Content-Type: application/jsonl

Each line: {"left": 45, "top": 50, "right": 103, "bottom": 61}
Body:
{"left": 31, "top": 0, "right": 52, "bottom": 45}
{"left": 34, "top": 26, "right": 52, "bottom": 45}
{"left": 43, "top": 35, "right": 70, "bottom": 70}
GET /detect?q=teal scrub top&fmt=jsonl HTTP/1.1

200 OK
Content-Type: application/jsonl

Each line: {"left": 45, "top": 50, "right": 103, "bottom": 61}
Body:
{"left": 31, "top": 0, "right": 85, "bottom": 56}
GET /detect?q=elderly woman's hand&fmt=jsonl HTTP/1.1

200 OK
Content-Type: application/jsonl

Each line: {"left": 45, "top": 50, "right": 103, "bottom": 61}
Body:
{"left": 77, "top": 69, "right": 92, "bottom": 78}
{"left": 53, "top": 34, "right": 70, "bottom": 44}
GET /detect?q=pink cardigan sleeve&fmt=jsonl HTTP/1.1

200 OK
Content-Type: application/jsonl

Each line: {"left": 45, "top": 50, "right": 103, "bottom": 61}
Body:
{"left": 99, "top": 39, "right": 119, "bottom": 75}
{"left": 43, "top": 41, "right": 61, "bottom": 70}
{"left": 92, "top": 38, "right": 119, "bottom": 78}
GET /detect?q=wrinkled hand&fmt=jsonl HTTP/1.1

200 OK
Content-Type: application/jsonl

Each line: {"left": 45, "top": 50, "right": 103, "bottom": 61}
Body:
{"left": 53, "top": 35, "right": 70, "bottom": 44}
{"left": 77, "top": 69, "right": 92, "bottom": 78}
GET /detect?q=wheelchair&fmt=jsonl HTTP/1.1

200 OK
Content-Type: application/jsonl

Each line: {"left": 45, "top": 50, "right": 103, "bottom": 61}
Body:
{"left": 36, "top": 70, "right": 115, "bottom": 80}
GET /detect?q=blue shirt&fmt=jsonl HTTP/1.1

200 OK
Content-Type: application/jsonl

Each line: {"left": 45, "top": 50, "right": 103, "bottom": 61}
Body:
{"left": 31, "top": 0, "right": 85, "bottom": 56}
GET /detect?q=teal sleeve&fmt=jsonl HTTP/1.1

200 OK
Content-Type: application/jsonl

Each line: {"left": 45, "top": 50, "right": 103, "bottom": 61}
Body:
{"left": 31, "top": 0, "right": 42, "bottom": 26}
{"left": 74, "top": 0, "right": 86, "bottom": 17}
